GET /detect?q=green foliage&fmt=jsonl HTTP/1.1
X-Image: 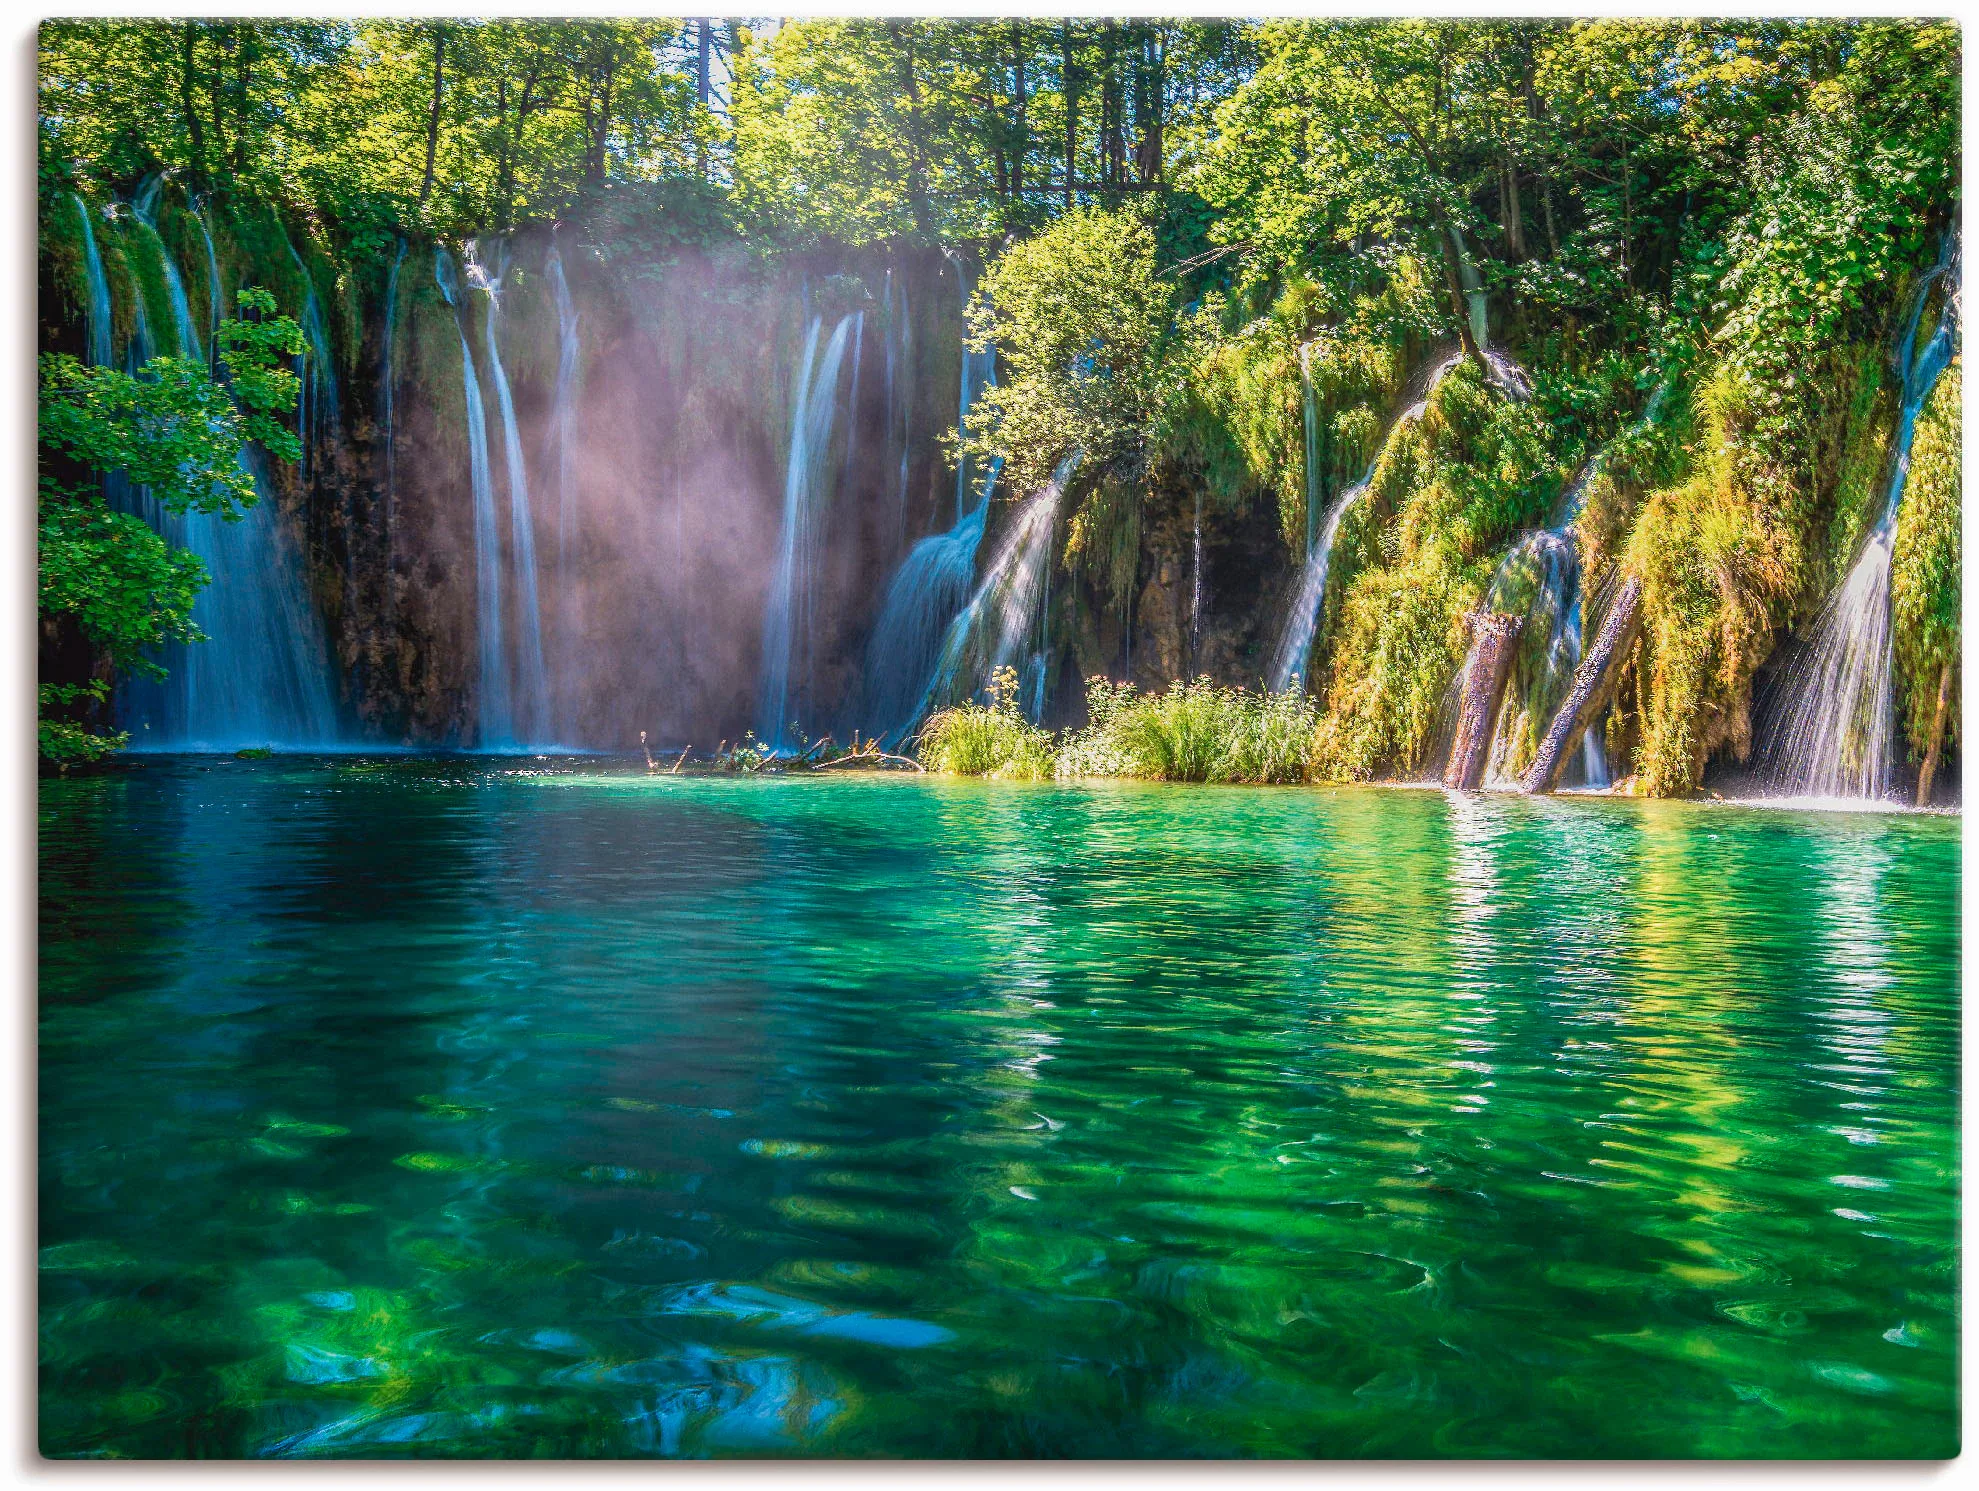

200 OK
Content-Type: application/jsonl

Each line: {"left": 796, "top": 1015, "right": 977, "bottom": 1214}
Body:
{"left": 37, "top": 298, "right": 304, "bottom": 764}
{"left": 1892, "top": 359, "right": 1960, "bottom": 759}
{"left": 1188, "top": 268, "right": 1420, "bottom": 546}
{"left": 1310, "top": 361, "right": 1567, "bottom": 780}
{"left": 38, "top": 495, "right": 209, "bottom": 674}
{"left": 917, "top": 668, "right": 1055, "bottom": 779}
{"left": 37, "top": 683, "right": 128, "bottom": 769}
{"left": 963, "top": 207, "right": 1177, "bottom": 491}
{"left": 1060, "top": 676, "right": 1318, "bottom": 783}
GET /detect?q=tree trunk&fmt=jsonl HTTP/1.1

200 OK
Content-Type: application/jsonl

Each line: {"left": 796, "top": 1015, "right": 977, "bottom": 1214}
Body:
{"left": 1502, "top": 161, "right": 1525, "bottom": 260}
{"left": 179, "top": 26, "right": 207, "bottom": 175}
{"left": 888, "top": 22, "right": 932, "bottom": 235}
{"left": 1432, "top": 217, "right": 1484, "bottom": 363}
{"left": 1521, "top": 574, "right": 1644, "bottom": 794}
{"left": 1062, "top": 25, "right": 1078, "bottom": 208}
{"left": 231, "top": 27, "right": 253, "bottom": 172}
{"left": 1135, "top": 25, "right": 1164, "bottom": 185}
{"left": 1916, "top": 661, "right": 1955, "bottom": 806}
{"left": 1444, "top": 613, "right": 1524, "bottom": 790}
{"left": 418, "top": 27, "right": 446, "bottom": 212}
{"left": 697, "top": 19, "right": 712, "bottom": 106}
{"left": 1010, "top": 23, "right": 1026, "bottom": 198}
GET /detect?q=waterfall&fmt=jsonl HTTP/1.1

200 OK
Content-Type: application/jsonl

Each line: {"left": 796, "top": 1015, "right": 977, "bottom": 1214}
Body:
{"left": 193, "top": 200, "right": 224, "bottom": 366}
{"left": 72, "top": 195, "right": 113, "bottom": 368}
{"left": 951, "top": 260, "right": 996, "bottom": 521}
{"left": 1759, "top": 235, "right": 1959, "bottom": 801}
{"left": 756, "top": 313, "right": 856, "bottom": 748}
{"left": 121, "top": 181, "right": 338, "bottom": 749}
{"left": 436, "top": 248, "right": 512, "bottom": 747}
{"left": 1191, "top": 488, "right": 1205, "bottom": 663}
{"left": 1475, "top": 382, "right": 1674, "bottom": 787}
{"left": 859, "top": 459, "right": 1000, "bottom": 747}
{"left": 1471, "top": 527, "right": 1580, "bottom": 788}
{"left": 467, "top": 239, "right": 552, "bottom": 746}
{"left": 381, "top": 238, "right": 405, "bottom": 523}
{"left": 282, "top": 232, "right": 340, "bottom": 479}
{"left": 546, "top": 239, "right": 582, "bottom": 740}
{"left": 859, "top": 271, "right": 1005, "bottom": 742}
{"left": 884, "top": 268, "right": 914, "bottom": 547}
{"left": 1270, "top": 351, "right": 1463, "bottom": 691}
{"left": 546, "top": 241, "right": 580, "bottom": 576}
{"left": 844, "top": 310, "right": 865, "bottom": 481}
{"left": 916, "top": 455, "right": 1078, "bottom": 727}
{"left": 1299, "top": 341, "right": 1321, "bottom": 556}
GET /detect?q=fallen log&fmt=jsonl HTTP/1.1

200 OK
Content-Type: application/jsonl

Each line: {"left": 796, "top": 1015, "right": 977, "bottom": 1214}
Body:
{"left": 1444, "top": 612, "right": 1524, "bottom": 790}
{"left": 1521, "top": 573, "right": 1644, "bottom": 794}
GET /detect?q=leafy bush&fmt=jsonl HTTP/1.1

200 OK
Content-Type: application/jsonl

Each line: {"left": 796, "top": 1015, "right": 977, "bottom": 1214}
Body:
{"left": 1058, "top": 676, "right": 1318, "bottom": 783}
{"left": 916, "top": 668, "right": 1055, "bottom": 779}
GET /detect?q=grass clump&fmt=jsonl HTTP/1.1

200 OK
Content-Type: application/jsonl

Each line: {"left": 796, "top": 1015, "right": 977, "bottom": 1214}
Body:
{"left": 916, "top": 668, "right": 1055, "bottom": 779}
{"left": 1059, "top": 676, "right": 1318, "bottom": 783}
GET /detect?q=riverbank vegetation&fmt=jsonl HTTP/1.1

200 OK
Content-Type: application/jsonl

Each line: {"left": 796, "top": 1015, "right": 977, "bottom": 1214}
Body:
{"left": 38, "top": 19, "right": 1960, "bottom": 798}
{"left": 37, "top": 289, "right": 303, "bottom": 766}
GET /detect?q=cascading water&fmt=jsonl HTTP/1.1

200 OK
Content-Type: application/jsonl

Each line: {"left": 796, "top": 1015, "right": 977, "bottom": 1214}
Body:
{"left": 1269, "top": 351, "right": 1463, "bottom": 692}
{"left": 1759, "top": 234, "right": 1960, "bottom": 801}
{"left": 756, "top": 313, "right": 856, "bottom": 748}
{"left": 73, "top": 195, "right": 113, "bottom": 368}
{"left": 282, "top": 232, "right": 340, "bottom": 479}
{"left": 545, "top": 238, "right": 583, "bottom": 739}
{"left": 915, "top": 455, "right": 1078, "bottom": 727}
{"left": 193, "top": 199, "right": 224, "bottom": 366}
{"left": 436, "top": 248, "right": 513, "bottom": 747}
{"left": 121, "top": 181, "right": 339, "bottom": 749}
{"left": 859, "top": 269, "right": 1001, "bottom": 743}
{"left": 883, "top": 269, "right": 914, "bottom": 546}
{"left": 1191, "top": 489, "right": 1204, "bottom": 665}
{"left": 859, "top": 460, "right": 1000, "bottom": 746}
{"left": 1471, "top": 526, "right": 1581, "bottom": 788}
{"left": 466, "top": 238, "right": 552, "bottom": 746}
{"left": 950, "top": 259, "right": 996, "bottom": 521}
{"left": 843, "top": 310, "right": 865, "bottom": 481}
{"left": 381, "top": 238, "right": 406, "bottom": 522}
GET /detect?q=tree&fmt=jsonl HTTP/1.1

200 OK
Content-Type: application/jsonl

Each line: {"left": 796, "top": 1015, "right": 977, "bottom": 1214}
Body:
{"left": 961, "top": 206, "right": 1177, "bottom": 490}
{"left": 38, "top": 288, "right": 304, "bottom": 766}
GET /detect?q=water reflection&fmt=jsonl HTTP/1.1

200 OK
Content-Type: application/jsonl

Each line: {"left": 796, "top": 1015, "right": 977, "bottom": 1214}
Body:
{"left": 39, "top": 762, "right": 1958, "bottom": 1458}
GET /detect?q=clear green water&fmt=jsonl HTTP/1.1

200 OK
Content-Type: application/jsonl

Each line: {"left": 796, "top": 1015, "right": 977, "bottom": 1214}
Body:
{"left": 39, "top": 759, "right": 1959, "bottom": 1458}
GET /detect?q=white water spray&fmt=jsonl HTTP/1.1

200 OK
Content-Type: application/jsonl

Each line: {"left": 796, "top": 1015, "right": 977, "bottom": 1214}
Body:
{"left": 1759, "top": 234, "right": 1959, "bottom": 802}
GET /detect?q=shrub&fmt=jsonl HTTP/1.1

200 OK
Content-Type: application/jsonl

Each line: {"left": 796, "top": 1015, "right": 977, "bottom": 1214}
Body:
{"left": 1058, "top": 676, "right": 1318, "bottom": 783}
{"left": 916, "top": 667, "right": 1055, "bottom": 779}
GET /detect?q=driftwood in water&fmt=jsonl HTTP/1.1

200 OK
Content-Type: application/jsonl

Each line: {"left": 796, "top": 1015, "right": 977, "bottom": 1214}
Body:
{"left": 1916, "top": 661, "right": 1954, "bottom": 806}
{"left": 1444, "top": 612, "right": 1525, "bottom": 790}
{"left": 1521, "top": 574, "right": 1645, "bottom": 794}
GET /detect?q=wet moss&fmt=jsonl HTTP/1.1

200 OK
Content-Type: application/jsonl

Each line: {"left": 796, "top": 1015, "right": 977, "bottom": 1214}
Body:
{"left": 1892, "top": 358, "right": 1960, "bottom": 760}
{"left": 1309, "top": 360, "right": 1564, "bottom": 781}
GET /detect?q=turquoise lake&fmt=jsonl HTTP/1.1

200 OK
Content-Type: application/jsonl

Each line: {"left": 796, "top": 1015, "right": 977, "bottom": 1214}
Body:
{"left": 38, "top": 759, "right": 1960, "bottom": 1457}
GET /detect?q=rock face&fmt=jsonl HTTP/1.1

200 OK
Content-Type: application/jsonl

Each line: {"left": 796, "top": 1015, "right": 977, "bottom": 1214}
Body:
{"left": 42, "top": 186, "right": 1314, "bottom": 750}
{"left": 245, "top": 221, "right": 972, "bottom": 749}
